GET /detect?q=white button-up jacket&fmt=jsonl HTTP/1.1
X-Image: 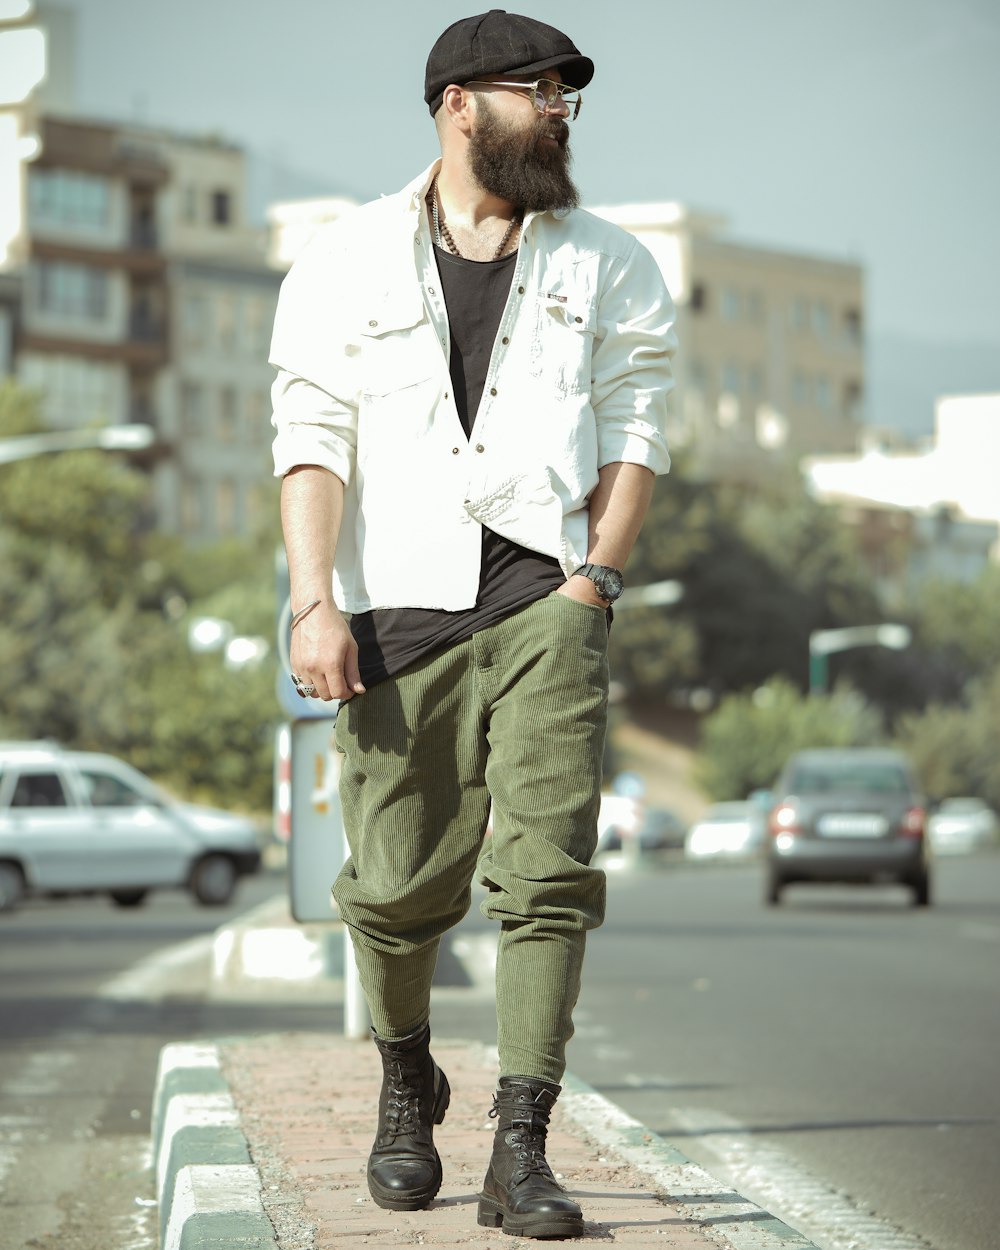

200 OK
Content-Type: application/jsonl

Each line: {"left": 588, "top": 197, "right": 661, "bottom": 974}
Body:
{"left": 270, "top": 161, "right": 676, "bottom": 612}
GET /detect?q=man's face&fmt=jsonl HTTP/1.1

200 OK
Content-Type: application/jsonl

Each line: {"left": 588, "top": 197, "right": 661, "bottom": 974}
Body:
{"left": 465, "top": 73, "right": 580, "bottom": 214}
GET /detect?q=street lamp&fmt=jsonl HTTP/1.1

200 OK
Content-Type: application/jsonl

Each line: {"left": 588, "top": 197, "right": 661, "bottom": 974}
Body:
{"left": 0, "top": 424, "right": 155, "bottom": 465}
{"left": 808, "top": 623, "right": 912, "bottom": 694}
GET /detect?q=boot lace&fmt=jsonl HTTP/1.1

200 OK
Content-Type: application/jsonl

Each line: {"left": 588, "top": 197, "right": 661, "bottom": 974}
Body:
{"left": 489, "top": 1092, "right": 555, "bottom": 1179}
{"left": 382, "top": 1060, "right": 422, "bottom": 1139}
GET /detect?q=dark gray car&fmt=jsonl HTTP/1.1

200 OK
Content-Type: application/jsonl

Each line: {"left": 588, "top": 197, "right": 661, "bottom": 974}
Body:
{"left": 765, "top": 748, "right": 931, "bottom": 907}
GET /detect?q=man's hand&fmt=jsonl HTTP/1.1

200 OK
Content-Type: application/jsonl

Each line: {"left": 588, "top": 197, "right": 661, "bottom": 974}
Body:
{"left": 555, "top": 574, "right": 610, "bottom": 609}
{"left": 290, "top": 602, "right": 366, "bottom": 701}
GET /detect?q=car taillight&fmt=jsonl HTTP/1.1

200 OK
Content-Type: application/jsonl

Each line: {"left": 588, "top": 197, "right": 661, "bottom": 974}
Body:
{"left": 901, "top": 806, "right": 925, "bottom": 838}
{"left": 769, "top": 803, "right": 802, "bottom": 836}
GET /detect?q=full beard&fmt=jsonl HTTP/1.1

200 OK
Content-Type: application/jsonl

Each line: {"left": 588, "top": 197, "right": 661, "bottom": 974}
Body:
{"left": 467, "top": 95, "right": 580, "bottom": 215}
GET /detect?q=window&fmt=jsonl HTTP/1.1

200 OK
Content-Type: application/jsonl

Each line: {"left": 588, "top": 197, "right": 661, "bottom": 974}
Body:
{"left": 721, "top": 363, "right": 741, "bottom": 395}
{"left": 216, "top": 295, "right": 236, "bottom": 351}
{"left": 844, "top": 307, "right": 862, "bottom": 342}
{"left": 218, "top": 387, "right": 237, "bottom": 442}
{"left": 690, "top": 283, "right": 707, "bottom": 313}
{"left": 18, "top": 353, "right": 118, "bottom": 428}
{"left": 36, "top": 260, "right": 109, "bottom": 320}
{"left": 180, "top": 382, "right": 205, "bottom": 437}
{"left": 746, "top": 290, "right": 765, "bottom": 323}
{"left": 211, "top": 190, "right": 232, "bottom": 225}
{"left": 720, "top": 287, "right": 741, "bottom": 322}
{"left": 181, "top": 292, "right": 209, "bottom": 348}
{"left": 80, "top": 770, "right": 147, "bottom": 808}
{"left": 10, "top": 772, "right": 68, "bottom": 808}
{"left": 793, "top": 372, "right": 810, "bottom": 406}
{"left": 29, "top": 169, "right": 111, "bottom": 231}
{"left": 244, "top": 388, "right": 267, "bottom": 439}
{"left": 812, "top": 301, "right": 831, "bottom": 338}
{"left": 181, "top": 482, "right": 203, "bottom": 533}
{"left": 815, "top": 376, "right": 832, "bottom": 411}
{"left": 791, "top": 297, "right": 809, "bottom": 330}
{"left": 181, "top": 186, "right": 198, "bottom": 223}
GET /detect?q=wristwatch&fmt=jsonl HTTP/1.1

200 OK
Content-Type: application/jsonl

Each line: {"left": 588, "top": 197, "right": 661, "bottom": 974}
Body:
{"left": 572, "top": 563, "right": 625, "bottom": 604}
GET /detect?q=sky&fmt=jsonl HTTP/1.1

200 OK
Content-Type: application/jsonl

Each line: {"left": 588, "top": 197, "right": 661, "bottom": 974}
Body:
{"left": 34, "top": 0, "right": 1000, "bottom": 428}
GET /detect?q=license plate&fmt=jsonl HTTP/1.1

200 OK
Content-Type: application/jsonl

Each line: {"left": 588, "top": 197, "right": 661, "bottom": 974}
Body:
{"left": 816, "top": 813, "right": 888, "bottom": 838}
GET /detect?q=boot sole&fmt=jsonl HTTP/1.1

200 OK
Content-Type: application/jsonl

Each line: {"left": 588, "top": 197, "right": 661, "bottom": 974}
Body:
{"left": 367, "top": 1067, "right": 451, "bottom": 1211}
{"left": 478, "top": 1194, "right": 584, "bottom": 1239}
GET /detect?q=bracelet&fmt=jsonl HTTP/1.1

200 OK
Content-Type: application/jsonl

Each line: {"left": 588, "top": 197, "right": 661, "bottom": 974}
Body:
{"left": 290, "top": 599, "right": 322, "bottom": 631}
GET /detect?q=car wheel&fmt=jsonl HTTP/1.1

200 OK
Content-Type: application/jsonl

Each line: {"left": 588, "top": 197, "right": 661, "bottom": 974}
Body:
{"left": 0, "top": 863, "right": 25, "bottom": 913}
{"left": 765, "top": 868, "right": 784, "bottom": 906}
{"left": 190, "top": 854, "right": 237, "bottom": 906}
{"left": 909, "top": 872, "right": 932, "bottom": 907}
{"left": 110, "top": 889, "right": 149, "bottom": 907}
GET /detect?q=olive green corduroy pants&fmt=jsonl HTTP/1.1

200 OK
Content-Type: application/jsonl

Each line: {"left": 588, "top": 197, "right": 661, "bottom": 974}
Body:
{"left": 332, "top": 591, "right": 609, "bottom": 1083}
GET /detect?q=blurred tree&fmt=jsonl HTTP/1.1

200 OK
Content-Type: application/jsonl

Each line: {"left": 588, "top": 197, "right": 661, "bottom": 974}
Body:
{"left": 894, "top": 667, "right": 1000, "bottom": 808}
{"left": 613, "top": 462, "right": 882, "bottom": 702}
{"left": 697, "top": 676, "right": 884, "bottom": 800}
{"left": 0, "top": 383, "right": 280, "bottom": 812}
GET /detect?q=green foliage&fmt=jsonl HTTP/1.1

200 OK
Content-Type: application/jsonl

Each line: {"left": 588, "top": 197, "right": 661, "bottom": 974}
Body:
{"left": 614, "top": 463, "right": 882, "bottom": 700}
{"left": 0, "top": 383, "right": 279, "bottom": 813}
{"left": 893, "top": 668, "right": 1000, "bottom": 808}
{"left": 698, "top": 676, "right": 884, "bottom": 800}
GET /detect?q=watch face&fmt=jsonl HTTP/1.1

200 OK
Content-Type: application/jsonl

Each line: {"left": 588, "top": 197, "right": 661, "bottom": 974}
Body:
{"left": 595, "top": 567, "right": 624, "bottom": 601}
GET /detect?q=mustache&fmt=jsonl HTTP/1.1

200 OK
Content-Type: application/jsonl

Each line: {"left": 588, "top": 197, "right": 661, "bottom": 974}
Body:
{"left": 538, "top": 117, "right": 570, "bottom": 146}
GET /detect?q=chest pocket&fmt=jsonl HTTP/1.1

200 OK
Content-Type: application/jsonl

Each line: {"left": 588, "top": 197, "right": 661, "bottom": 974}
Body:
{"left": 359, "top": 293, "right": 435, "bottom": 398}
{"left": 530, "top": 283, "right": 598, "bottom": 394}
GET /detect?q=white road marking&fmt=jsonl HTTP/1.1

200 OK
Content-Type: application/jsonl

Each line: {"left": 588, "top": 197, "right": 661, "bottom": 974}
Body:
{"left": 667, "top": 1104, "right": 938, "bottom": 1250}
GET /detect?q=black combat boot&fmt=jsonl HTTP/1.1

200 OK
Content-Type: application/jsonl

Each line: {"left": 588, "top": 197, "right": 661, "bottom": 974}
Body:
{"left": 478, "top": 1075, "right": 584, "bottom": 1239}
{"left": 367, "top": 1022, "right": 451, "bottom": 1210}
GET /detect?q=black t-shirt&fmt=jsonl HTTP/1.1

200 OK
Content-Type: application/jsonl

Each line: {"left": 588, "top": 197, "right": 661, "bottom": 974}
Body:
{"left": 350, "top": 243, "right": 565, "bottom": 687}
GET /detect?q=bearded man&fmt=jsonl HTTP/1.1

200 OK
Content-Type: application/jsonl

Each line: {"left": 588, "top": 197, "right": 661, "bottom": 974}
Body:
{"left": 269, "top": 9, "right": 676, "bottom": 1240}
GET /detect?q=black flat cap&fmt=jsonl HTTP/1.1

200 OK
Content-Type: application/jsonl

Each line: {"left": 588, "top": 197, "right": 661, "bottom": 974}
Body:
{"left": 425, "top": 9, "right": 594, "bottom": 116}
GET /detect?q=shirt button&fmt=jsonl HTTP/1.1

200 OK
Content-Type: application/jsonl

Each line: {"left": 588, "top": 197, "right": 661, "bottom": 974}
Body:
{"left": 501, "top": 336, "right": 510, "bottom": 345}
{"left": 475, "top": 443, "right": 485, "bottom": 453}
{"left": 517, "top": 286, "right": 525, "bottom": 294}
{"left": 368, "top": 319, "right": 377, "bottom": 327}
{"left": 574, "top": 316, "right": 583, "bottom": 323}
{"left": 428, "top": 287, "right": 436, "bottom": 294}
{"left": 452, "top": 447, "right": 460, "bottom": 455}
{"left": 489, "top": 387, "right": 497, "bottom": 396}
{"left": 444, "top": 391, "right": 449, "bottom": 399}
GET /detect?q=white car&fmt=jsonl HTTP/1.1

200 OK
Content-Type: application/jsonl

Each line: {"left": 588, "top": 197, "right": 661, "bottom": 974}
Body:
{"left": 685, "top": 801, "right": 766, "bottom": 861}
{"left": 928, "top": 798, "right": 999, "bottom": 854}
{"left": 0, "top": 743, "right": 261, "bottom": 912}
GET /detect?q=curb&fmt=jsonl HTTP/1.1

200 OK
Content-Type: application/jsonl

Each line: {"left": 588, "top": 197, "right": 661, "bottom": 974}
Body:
{"left": 152, "top": 1042, "right": 278, "bottom": 1250}
{"left": 153, "top": 1037, "right": 818, "bottom": 1250}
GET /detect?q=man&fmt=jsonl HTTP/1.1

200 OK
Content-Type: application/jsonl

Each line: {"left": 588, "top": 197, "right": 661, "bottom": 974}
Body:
{"left": 270, "top": 9, "right": 675, "bottom": 1239}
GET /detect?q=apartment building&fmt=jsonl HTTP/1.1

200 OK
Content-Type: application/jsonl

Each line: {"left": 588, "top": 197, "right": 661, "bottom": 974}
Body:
{"left": 590, "top": 202, "right": 865, "bottom": 478}
{"left": 3, "top": 111, "right": 281, "bottom": 541}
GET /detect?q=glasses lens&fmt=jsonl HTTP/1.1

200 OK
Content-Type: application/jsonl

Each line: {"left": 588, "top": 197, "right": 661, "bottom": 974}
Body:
{"left": 535, "top": 80, "right": 581, "bottom": 120}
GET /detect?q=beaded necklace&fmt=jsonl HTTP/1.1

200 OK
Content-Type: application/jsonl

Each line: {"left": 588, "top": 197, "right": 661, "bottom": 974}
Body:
{"left": 429, "top": 178, "right": 520, "bottom": 261}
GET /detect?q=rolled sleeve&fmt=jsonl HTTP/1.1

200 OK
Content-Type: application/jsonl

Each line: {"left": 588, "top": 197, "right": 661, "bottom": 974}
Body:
{"left": 270, "top": 369, "right": 356, "bottom": 483}
{"left": 592, "top": 238, "right": 676, "bottom": 475}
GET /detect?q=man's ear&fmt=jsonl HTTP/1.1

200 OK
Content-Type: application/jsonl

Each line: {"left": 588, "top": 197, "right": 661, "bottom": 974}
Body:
{"left": 441, "top": 83, "right": 475, "bottom": 135}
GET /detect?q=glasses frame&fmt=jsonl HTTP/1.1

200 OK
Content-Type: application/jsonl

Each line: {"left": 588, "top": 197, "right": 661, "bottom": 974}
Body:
{"left": 463, "top": 78, "right": 582, "bottom": 121}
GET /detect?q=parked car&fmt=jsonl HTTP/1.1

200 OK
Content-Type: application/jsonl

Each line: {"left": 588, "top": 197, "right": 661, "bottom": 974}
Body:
{"left": 0, "top": 743, "right": 262, "bottom": 913}
{"left": 685, "top": 801, "right": 765, "bottom": 860}
{"left": 765, "top": 748, "right": 931, "bottom": 906}
{"left": 928, "top": 798, "right": 999, "bottom": 854}
{"left": 595, "top": 795, "right": 687, "bottom": 857}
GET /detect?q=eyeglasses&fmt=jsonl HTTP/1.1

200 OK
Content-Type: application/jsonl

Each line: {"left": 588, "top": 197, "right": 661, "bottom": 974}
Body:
{"left": 464, "top": 78, "right": 583, "bottom": 122}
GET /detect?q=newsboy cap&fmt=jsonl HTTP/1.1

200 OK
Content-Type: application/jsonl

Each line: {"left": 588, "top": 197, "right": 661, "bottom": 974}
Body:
{"left": 424, "top": 9, "right": 594, "bottom": 117}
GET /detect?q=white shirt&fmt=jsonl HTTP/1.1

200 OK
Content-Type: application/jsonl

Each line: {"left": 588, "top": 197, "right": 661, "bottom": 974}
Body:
{"left": 270, "top": 161, "right": 676, "bottom": 612}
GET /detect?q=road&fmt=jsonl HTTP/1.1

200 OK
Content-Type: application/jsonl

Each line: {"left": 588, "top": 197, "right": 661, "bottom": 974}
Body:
{"left": 0, "top": 872, "right": 327, "bottom": 1250}
{"left": 436, "top": 851, "right": 1000, "bottom": 1250}
{"left": 2, "top": 854, "right": 997, "bottom": 1250}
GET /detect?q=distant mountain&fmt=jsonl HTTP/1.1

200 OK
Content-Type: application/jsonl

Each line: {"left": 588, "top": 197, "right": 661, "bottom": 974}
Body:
{"left": 868, "top": 334, "right": 1000, "bottom": 442}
